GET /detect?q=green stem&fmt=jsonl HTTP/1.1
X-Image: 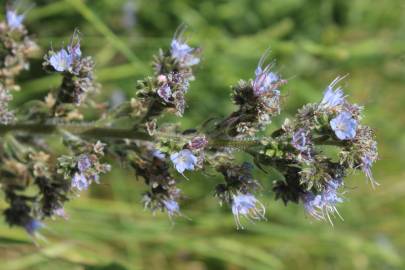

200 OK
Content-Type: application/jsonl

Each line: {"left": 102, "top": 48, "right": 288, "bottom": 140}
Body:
{"left": 0, "top": 122, "right": 150, "bottom": 140}
{"left": 0, "top": 121, "right": 271, "bottom": 151}
{"left": 209, "top": 138, "right": 263, "bottom": 149}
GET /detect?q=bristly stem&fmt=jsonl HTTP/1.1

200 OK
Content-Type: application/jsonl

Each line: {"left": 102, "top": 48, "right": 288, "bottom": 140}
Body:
{"left": 0, "top": 122, "right": 268, "bottom": 150}
{"left": 0, "top": 122, "right": 151, "bottom": 140}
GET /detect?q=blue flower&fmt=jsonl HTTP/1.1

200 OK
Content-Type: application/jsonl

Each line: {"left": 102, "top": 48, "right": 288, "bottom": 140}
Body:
{"left": 361, "top": 155, "right": 379, "bottom": 188}
{"left": 53, "top": 207, "right": 69, "bottom": 219}
{"left": 152, "top": 149, "right": 166, "bottom": 160}
{"left": 67, "top": 43, "right": 82, "bottom": 61}
{"left": 170, "top": 149, "right": 197, "bottom": 174}
{"left": 67, "top": 30, "right": 82, "bottom": 60}
{"left": 157, "top": 84, "right": 172, "bottom": 102}
{"left": 163, "top": 199, "right": 180, "bottom": 217}
{"left": 77, "top": 155, "right": 91, "bottom": 172}
{"left": 253, "top": 65, "right": 280, "bottom": 96}
{"left": 170, "top": 39, "right": 200, "bottom": 67}
{"left": 231, "top": 193, "right": 266, "bottom": 229}
{"left": 302, "top": 179, "right": 344, "bottom": 224}
{"left": 71, "top": 172, "right": 89, "bottom": 191}
{"left": 330, "top": 111, "right": 358, "bottom": 140}
{"left": 320, "top": 77, "right": 346, "bottom": 108}
{"left": 49, "top": 49, "right": 73, "bottom": 72}
{"left": 24, "top": 219, "right": 43, "bottom": 235}
{"left": 292, "top": 128, "right": 310, "bottom": 152}
{"left": 6, "top": 10, "right": 24, "bottom": 30}
{"left": 252, "top": 52, "right": 285, "bottom": 97}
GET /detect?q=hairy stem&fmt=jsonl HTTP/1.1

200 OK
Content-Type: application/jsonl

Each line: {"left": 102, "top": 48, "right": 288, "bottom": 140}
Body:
{"left": 0, "top": 122, "right": 269, "bottom": 151}
{"left": 0, "top": 122, "right": 151, "bottom": 140}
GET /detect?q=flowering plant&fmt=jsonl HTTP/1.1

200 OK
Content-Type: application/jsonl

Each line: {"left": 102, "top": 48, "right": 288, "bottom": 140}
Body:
{"left": 0, "top": 6, "right": 378, "bottom": 235}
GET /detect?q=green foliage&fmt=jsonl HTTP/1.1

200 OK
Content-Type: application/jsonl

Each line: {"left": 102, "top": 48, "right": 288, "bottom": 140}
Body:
{"left": 1, "top": 0, "right": 405, "bottom": 269}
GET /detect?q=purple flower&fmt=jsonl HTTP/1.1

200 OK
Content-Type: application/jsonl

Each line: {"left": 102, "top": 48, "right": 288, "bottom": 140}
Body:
{"left": 291, "top": 128, "right": 310, "bottom": 153}
{"left": 170, "top": 149, "right": 197, "bottom": 174}
{"left": 152, "top": 149, "right": 165, "bottom": 160}
{"left": 49, "top": 49, "right": 73, "bottom": 72}
{"left": 253, "top": 66, "right": 280, "bottom": 96}
{"left": 71, "top": 172, "right": 89, "bottom": 191}
{"left": 67, "top": 43, "right": 81, "bottom": 61}
{"left": 361, "top": 155, "right": 379, "bottom": 188}
{"left": 163, "top": 199, "right": 180, "bottom": 217}
{"left": 77, "top": 155, "right": 91, "bottom": 172}
{"left": 330, "top": 111, "right": 358, "bottom": 140}
{"left": 320, "top": 77, "right": 346, "bottom": 109}
{"left": 67, "top": 30, "right": 82, "bottom": 60}
{"left": 157, "top": 85, "right": 172, "bottom": 102}
{"left": 6, "top": 10, "right": 24, "bottom": 29}
{"left": 189, "top": 136, "right": 208, "bottom": 150}
{"left": 302, "top": 179, "right": 344, "bottom": 224}
{"left": 53, "top": 207, "right": 69, "bottom": 220}
{"left": 252, "top": 52, "right": 284, "bottom": 96}
{"left": 24, "top": 219, "right": 43, "bottom": 235}
{"left": 170, "top": 39, "right": 200, "bottom": 67}
{"left": 232, "top": 193, "right": 266, "bottom": 229}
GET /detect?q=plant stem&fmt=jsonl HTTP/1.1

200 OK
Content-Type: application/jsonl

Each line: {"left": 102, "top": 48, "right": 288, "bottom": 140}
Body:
{"left": 0, "top": 122, "right": 151, "bottom": 140}
{"left": 0, "top": 122, "right": 269, "bottom": 151}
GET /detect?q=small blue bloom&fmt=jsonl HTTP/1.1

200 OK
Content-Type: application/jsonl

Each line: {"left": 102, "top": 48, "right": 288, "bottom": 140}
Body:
{"left": 6, "top": 10, "right": 24, "bottom": 29}
{"left": 252, "top": 52, "right": 285, "bottom": 97}
{"left": 157, "top": 84, "right": 172, "bottom": 102}
{"left": 77, "top": 155, "right": 91, "bottom": 172}
{"left": 53, "top": 207, "right": 69, "bottom": 219}
{"left": 24, "top": 219, "right": 43, "bottom": 235}
{"left": 170, "top": 39, "right": 200, "bottom": 67}
{"left": 163, "top": 199, "right": 180, "bottom": 217}
{"left": 361, "top": 155, "right": 379, "bottom": 188}
{"left": 253, "top": 65, "right": 280, "bottom": 96}
{"left": 232, "top": 193, "right": 266, "bottom": 229}
{"left": 320, "top": 77, "right": 346, "bottom": 108}
{"left": 302, "top": 179, "right": 344, "bottom": 223}
{"left": 49, "top": 49, "right": 73, "bottom": 72}
{"left": 71, "top": 172, "right": 89, "bottom": 191}
{"left": 152, "top": 149, "right": 166, "bottom": 160}
{"left": 292, "top": 128, "right": 310, "bottom": 153}
{"left": 330, "top": 111, "right": 358, "bottom": 140}
{"left": 68, "top": 43, "right": 82, "bottom": 61}
{"left": 170, "top": 149, "right": 197, "bottom": 174}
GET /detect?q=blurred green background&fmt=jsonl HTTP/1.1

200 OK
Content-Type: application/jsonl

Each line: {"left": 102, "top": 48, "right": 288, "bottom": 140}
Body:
{"left": 1, "top": 0, "right": 405, "bottom": 269}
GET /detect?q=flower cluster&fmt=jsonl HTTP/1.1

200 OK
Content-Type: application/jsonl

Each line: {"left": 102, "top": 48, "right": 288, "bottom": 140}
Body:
{"left": 302, "top": 179, "right": 344, "bottom": 223}
{"left": 269, "top": 77, "right": 378, "bottom": 219}
{"left": 0, "top": 7, "right": 379, "bottom": 235}
{"left": 0, "top": 7, "right": 37, "bottom": 124}
{"left": 216, "top": 53, "right": 287, "bottom": 137}
{"left": 57, "top": 141, "right": 111, "bottom": 194}
{"left": 0, "top": 7, "right": 37, "bottom": 90}
{"left": 133, "top": 145, "right": 183, "bottom": 217}
{"left": 135, "top": 28, "right": 200, "bottom": 126}
{"left": 43, "top": 31, "right": 98, "bottom": 110}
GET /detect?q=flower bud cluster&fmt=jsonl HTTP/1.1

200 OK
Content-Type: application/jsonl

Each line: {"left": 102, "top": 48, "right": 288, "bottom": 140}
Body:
{"left": 0, "top": 7, "right": 38, "bottom": 124}
{"left": 124, "top": 143, "right": 182, "bottom": 217}
{"left": 43, "top": 31, "right": 98, "bottom": 112}
{"left": 217, "top": 53, "right": 286, "bottom": 137}
{"left": 0, "top": 7, "right": 38, "bottom": 91}
{"left": 57, "top": 140, "right": 111, "bottom": 194}
{"left": 267, "top": 77, "right": 378, "bottom": 221}
{"left": 136, "top": 28, "right": 200, "bottom": 123}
